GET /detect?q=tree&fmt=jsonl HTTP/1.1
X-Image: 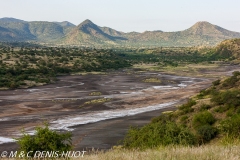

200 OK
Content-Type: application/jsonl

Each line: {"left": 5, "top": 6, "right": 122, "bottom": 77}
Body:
{"left": 16, "top": 123, "right": 72, "bottom": 158}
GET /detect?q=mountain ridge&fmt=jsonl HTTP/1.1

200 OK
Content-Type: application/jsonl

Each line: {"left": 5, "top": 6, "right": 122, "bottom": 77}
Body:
{"left": 0, "top": 17, "right": 240, "bottom": 47}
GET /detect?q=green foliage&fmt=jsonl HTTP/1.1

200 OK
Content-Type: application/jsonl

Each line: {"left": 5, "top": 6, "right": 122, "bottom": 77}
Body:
{"left": 151, "top": 114, "right": 173, "bottom": 123}
{"left": 180, "top": 115, "right": 188, "bottom": 123}
{"left": 219, "top": 114, "right": 240, "bottom": 138}
{"left": 211, "top": 90, "right": 240, "bottom": 107}
{"left": 197, "top": 125, "right": 218, "bottom": 143}
{"left": 192, "top": 111, "right": 216, "bottom": 129}
{"left": 212, "top": 79, "right": 220, "bottom": 86}
{"left": 197, "top": 89, "right": 212, "bottom": 99}
{"left": 0, "top": 44, "right": 230, "bottom": 89}
{"left": 178, "top": 99, "right": 196, "bottom": 114}
{"left": 122, "top": 71, "right": 240, "bottom": 149}
{"left": 16, "top": 124, "right": 72, "bottom": 158}
{"left": 226, "top": 108, "right": 235, "bottom": 117}
{"left": 222, "top": 71, "right": 240, "bottom": 88}
{"left": 214, "top": 105, "right": 231, "bottom": 113}
{"left": 199, "top": 104, "right": 212, "bottom": 111}
{"left": 123, "top": 121, "right": 196, "bottom": 149}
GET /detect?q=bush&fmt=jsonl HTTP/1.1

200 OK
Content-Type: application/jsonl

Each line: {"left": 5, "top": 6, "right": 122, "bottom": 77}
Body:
{"left": 199, "top": 104, "right": 212, "bottom": 111}
{"left": 180, "top": 115, "right": 188, "bottom": 123}
{"left": 212, "top": 79, "right": 220, "bottom": 86}
{"left": 211, "top": 90, "right": 240, "bottom": 107}
{"left": 219, "top": 114, "right": 240, "bottom": 138}
{"left": 197, "top": 125, "right": 218, "bottom": 143}
{"left": 178, "top": 99, "right": 196, "bottom": 114}
{"left": 16, "top": 124, "right": 72, "bottom": 158}
{"left": 192, "top": 111, "right": 216, "bottom": 129}
{"left": 151, "top": 114, "right": 173, "bottom": 123}
{"left": 222, "top": 71, "right": 240, "bottom": 88}
{"left": 122, "top": 121, "right": 196, "bottom": 149}
{"left": 214, "top": 105, "right": 231, "bottom": 113}
{"left": 197, "top": 88, "right": 216, "bottom": 99}
{"left": 226, "top": 108, "right": 235, "bottom": 117}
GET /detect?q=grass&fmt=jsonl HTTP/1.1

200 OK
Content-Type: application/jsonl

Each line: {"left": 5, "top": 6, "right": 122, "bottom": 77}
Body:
{"left": 143, "top": 78, "right": 161, "bottom": 83}
{"left": 84, "top": 98, "right": 111, "bottom": 105}
{"left": 133, "top": 62, "right": 222, "bottom": 78}
{"left": 82, "top": 145, "right": 240, "bottom": 160}
{"left": 79, "top": 98, "right": 111, "bottom": 107}
{"left": 89, "top": 92, "right": 102, "bottom": 96}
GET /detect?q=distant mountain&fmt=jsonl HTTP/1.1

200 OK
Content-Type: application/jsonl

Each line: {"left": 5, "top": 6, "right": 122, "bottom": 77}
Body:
{"left": 100, "top": 26, "right": 124, "bottom": 37}
{"left": 28, "top": 21, "right": 65, "bottom": 41}
{"left": 120, "top": 21, "right": 240, "bottom": 47}
{"left": 0, "top": 18, "right": 73, "bottom": 42}
{"left": 63, "top": 19, "right": 127, "bottom": 46}
{"left": 1, "top": 18, "right": 240, "bottom": 47}
{"left": 0, "top": 18, "right": 35, "bottom": 41}
{"left": 0, "top": 17, "right": 25, "bottom": 23}
{"left": 54, "top": 21, "right": 75, "bottom": 27}
{"left": 63, "top": 20, "right": 240, "bottom": 47}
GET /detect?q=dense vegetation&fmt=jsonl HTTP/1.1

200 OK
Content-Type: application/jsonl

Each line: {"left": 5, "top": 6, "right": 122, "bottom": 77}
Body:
{"left": 215, "top": 38, "right": 240, "bottom": 59}
{"left": 0, "top": 46, "right": 132, "bottom": 89}
{"left": 16, "top": 124, "right": 72, "bottom": 158}
{"left": 122, "top": 71, "right": 240, "bottom": 149}
{"left": 0, "top": 45, "right": 228, "bottom": 89}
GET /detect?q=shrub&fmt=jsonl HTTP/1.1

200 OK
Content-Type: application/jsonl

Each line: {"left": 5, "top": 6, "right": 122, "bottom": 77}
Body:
{"left": 197, "top": 125, "right": 218, "bottom": 143}
{"left": 222, "top": 71, "right": 240, "bottom": 88}
{"left": 212, "top": 79, "right": 220, "bottom": 86}
{"left": 180, "top": 115, "right": 188, "bottom": 123}
{"left": 197, "top": 88, "right": 216, "bottom": 99}
{"left": 192, "top": 111, "right": 216, "bottom": 129}
{"left": 199, "top": 104, "right": 212, "bottom": 111}
{"left": 219, "top": 114, "right": 240, "bottom": 138}
{"left": 214, "top": 105, "right": 231, "bottom": 113}
{"left": 122, "top": 121, "right": 196, "bottom": 149}
{"left": 16, "top": 124, "right": 72, "bottom": 158}
{"left": 226, "top": 108, "right": 235, "bottom": 117}
{"left": 211, "top": 90, "right": 240, "bottom": 107}
{"left": 151, "top": 114, "right": 173, "bottom": 123}
{"left": 178, "top": 99, "right": 196, "bottom": 114}
{"left": 236, "top": 108, "right": 240, "bottom": 114}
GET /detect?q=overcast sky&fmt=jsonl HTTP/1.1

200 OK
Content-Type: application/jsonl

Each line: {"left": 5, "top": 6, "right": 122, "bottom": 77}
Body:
{"left": 1, "top": 0, "right": 240, "bottom": 32}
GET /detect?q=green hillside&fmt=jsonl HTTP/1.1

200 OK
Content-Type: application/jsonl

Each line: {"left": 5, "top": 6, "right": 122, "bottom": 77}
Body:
{"left": 28, "top": 21, "right": 65, "bottom": 41}
{"left": 62, "top": 19, "right": 127, "bottom": 46}
{"left": 122, "top": 71, "right": 240, "bottom": 149}
{"left": 0, "top": 18, "right": 36, "bottom": 41}
{"left": 121, "top": 22, "right": 240, "bottom": 47}
{"left": 1, "top": 18, "right": 240, "bottom": 47}
{"left": 215, "top": 38, "right": 240, "bottom": 59}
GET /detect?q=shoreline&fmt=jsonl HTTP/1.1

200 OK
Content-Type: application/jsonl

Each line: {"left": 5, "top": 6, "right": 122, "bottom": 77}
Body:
{"left": 0, "top": 65, "right": 239, "bottom": 151}
{"left": 0, "top": 104, "right": 180, "bottom": 152}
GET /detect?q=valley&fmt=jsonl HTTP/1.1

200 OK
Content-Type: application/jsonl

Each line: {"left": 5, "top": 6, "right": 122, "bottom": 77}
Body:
{"left": 0, "top": 63, "right": 239, "bottom": 151}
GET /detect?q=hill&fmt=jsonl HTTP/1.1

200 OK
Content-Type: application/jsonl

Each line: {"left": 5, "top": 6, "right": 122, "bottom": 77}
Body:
{"left": 0, "top": 18, "right": 36, "bottom": 41}
{"left": 122, "top": 71, "right": 240, "bottom": 149}
{"left": 120, "top": 21, "right": 240, "bottom": 47}
{"left": 0, "top": 18, "right": 73, "bottom": 42}
{"left": 28, "top": 21, "right": 65, "bottom": 41}
{"left": 63, "top": 20, "right": 240, "bottom": 47}
{"left": 1, "top": 17, "right": 240, "bottom": 47}
{"left": 62, "top": 19, "right": 127, "bottom": 46}
{"left": 215, "top": 38, "right": 240, "bottom": 59}
{"left": 54, "top": 21, "right": 75, "bottom": 27}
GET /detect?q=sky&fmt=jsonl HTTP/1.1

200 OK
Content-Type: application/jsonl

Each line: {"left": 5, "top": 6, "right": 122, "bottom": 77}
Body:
{"left": 1, "top": 0, "right": 240, "bottom": 33}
